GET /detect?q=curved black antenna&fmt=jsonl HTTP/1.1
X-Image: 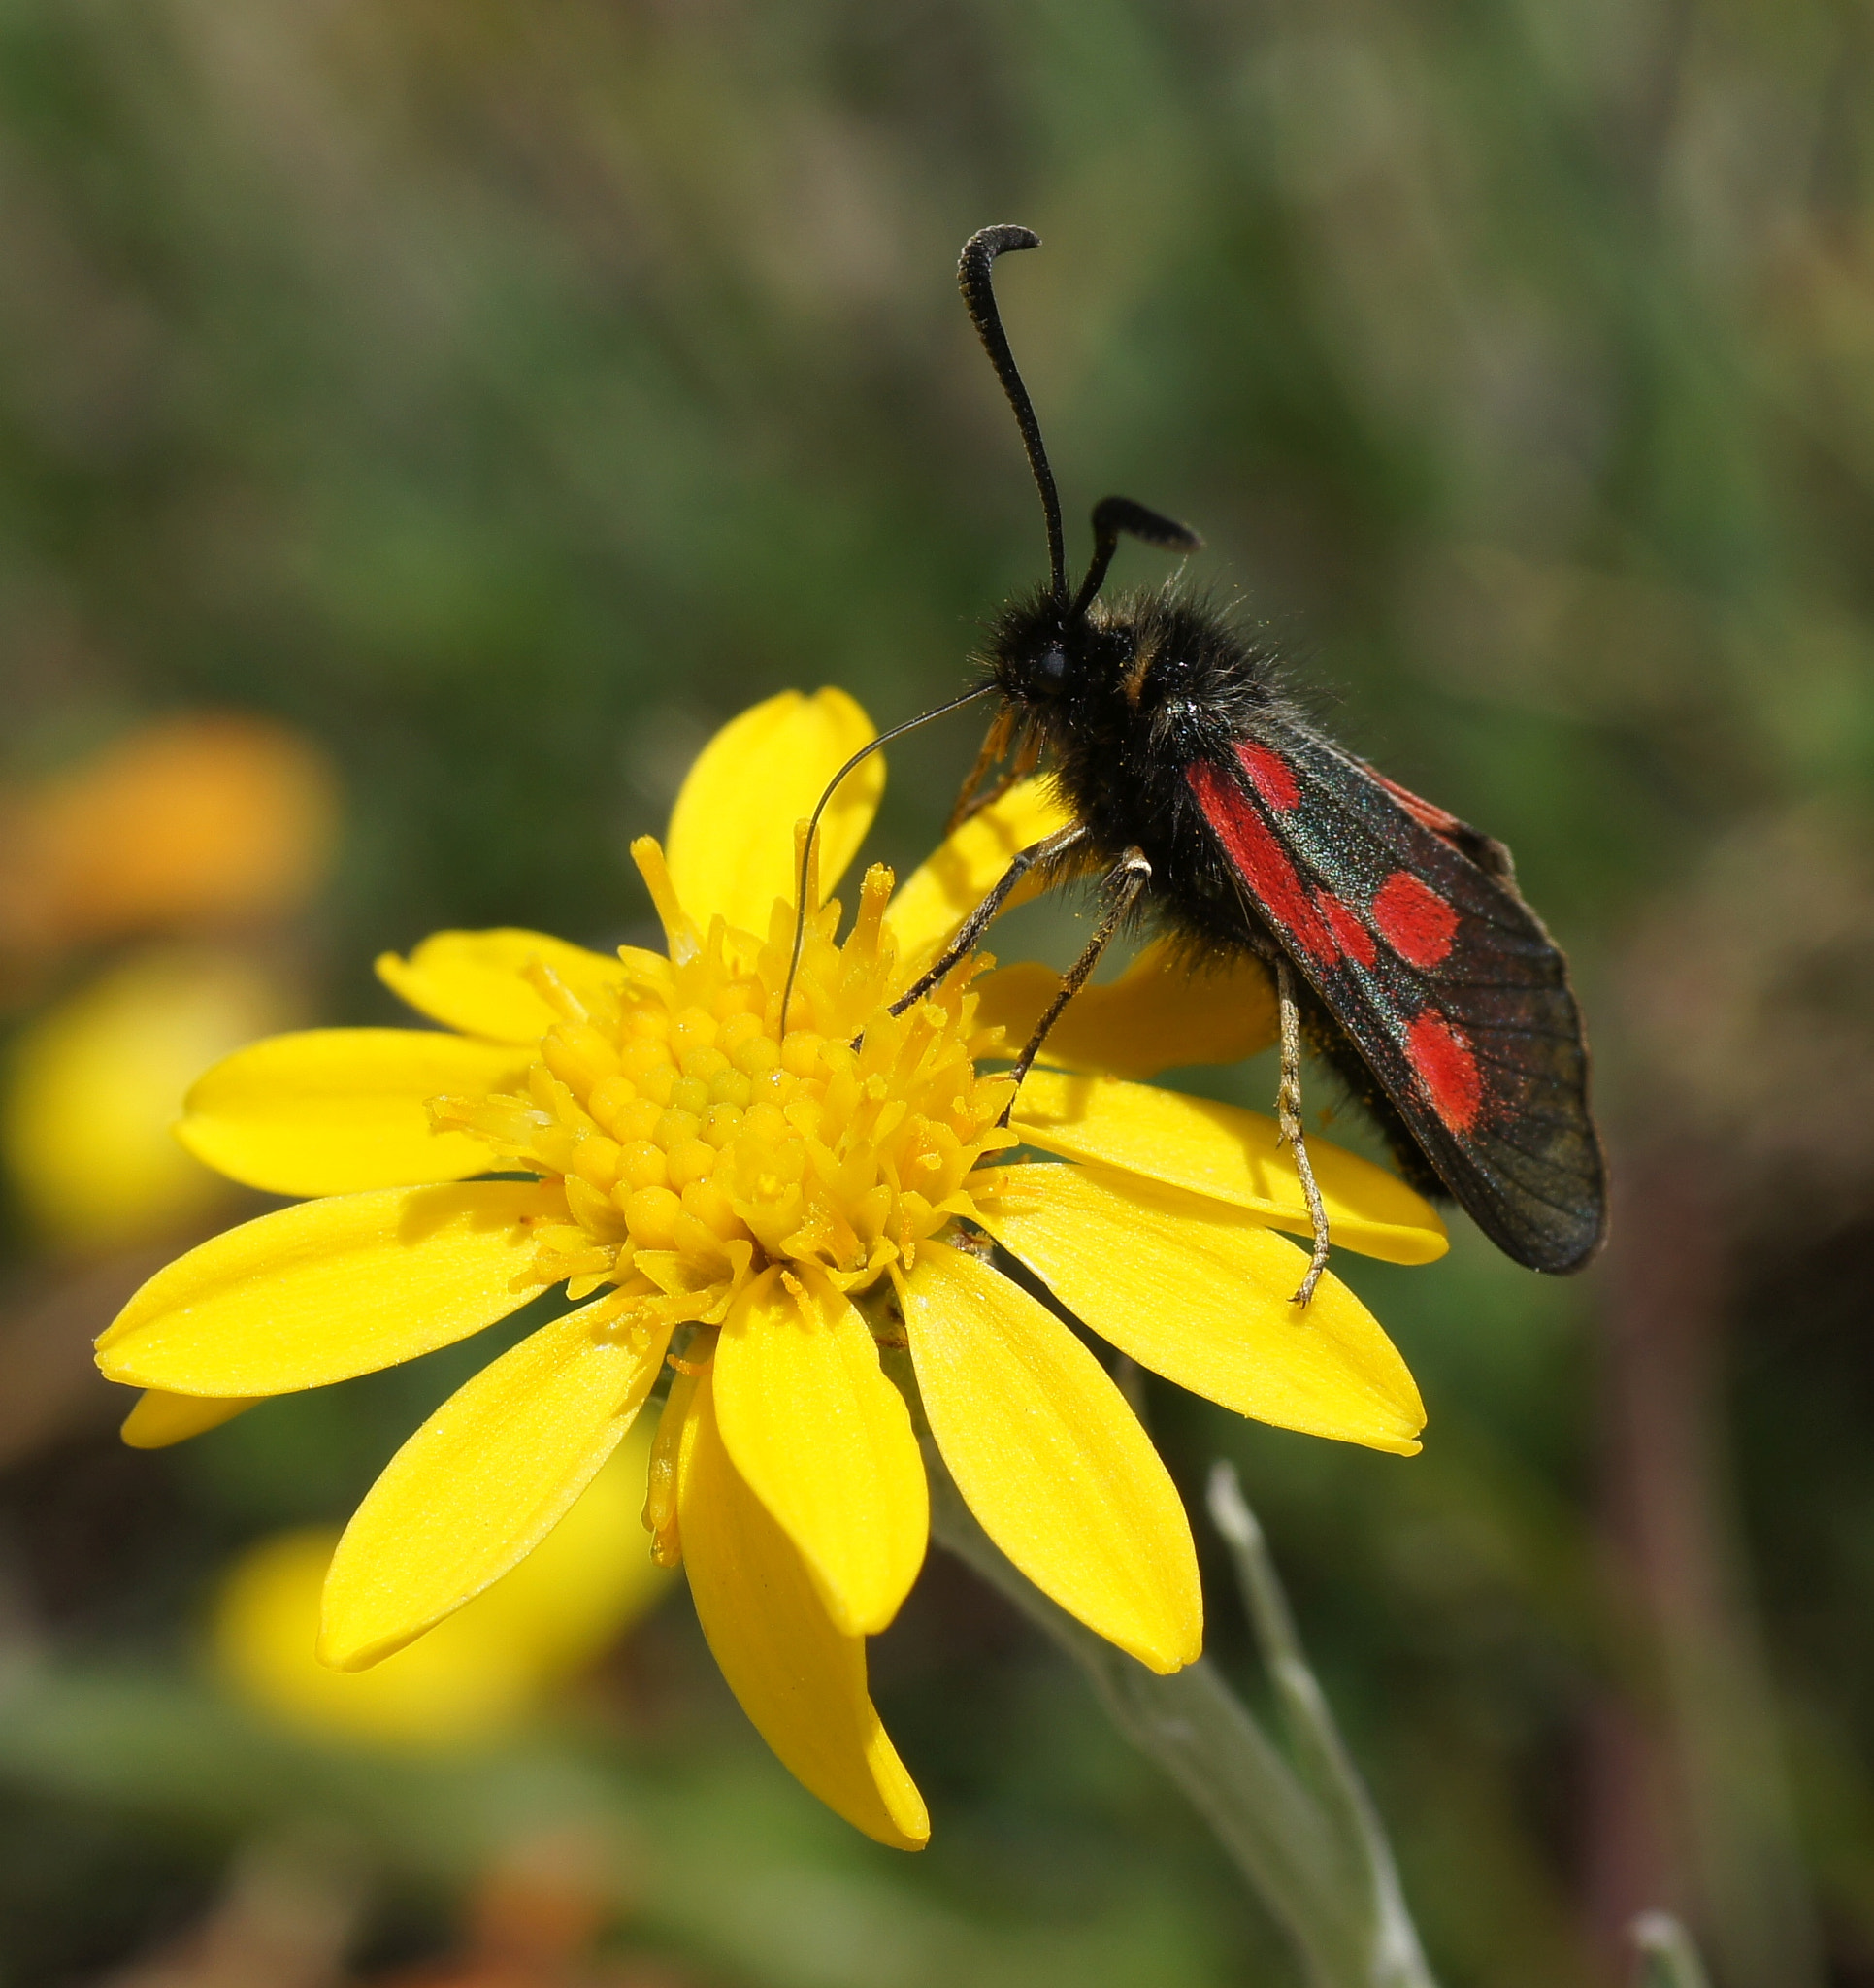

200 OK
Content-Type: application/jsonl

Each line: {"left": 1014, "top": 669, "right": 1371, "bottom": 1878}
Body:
{"left": 959, "top": 226, "right": 1067, "bottom": 604}
{"left": 1068, "top": 495, "right": 1204, "bottom": 622}
{"left": 779, "top": 681, "right": 998, "bottom": 1033}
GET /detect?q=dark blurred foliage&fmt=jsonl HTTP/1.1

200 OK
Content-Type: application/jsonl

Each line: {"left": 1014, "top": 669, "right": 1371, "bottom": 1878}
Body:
{"left": 2, "top": 1, "right": 1874, "bottom": 1984}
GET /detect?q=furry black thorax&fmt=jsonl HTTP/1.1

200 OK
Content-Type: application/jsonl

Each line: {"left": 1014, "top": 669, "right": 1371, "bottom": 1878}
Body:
{"left": 982, "top": 582, "right": 1294, "bottom": 951}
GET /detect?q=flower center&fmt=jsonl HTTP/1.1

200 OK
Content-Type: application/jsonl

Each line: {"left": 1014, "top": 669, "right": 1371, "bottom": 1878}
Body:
{"left": 431, "top": 844, "right": 1012, "bottom": 1331}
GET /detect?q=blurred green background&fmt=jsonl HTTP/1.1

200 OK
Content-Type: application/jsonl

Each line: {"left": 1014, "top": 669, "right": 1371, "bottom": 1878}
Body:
{"left": 2, "top": 1, "right": 1873, "bottom": 1983}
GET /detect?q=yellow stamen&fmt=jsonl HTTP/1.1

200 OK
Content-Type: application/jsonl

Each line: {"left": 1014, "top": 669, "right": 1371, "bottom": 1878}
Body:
{"left": 630, "top": 836, "right": 702, "bottom": 967}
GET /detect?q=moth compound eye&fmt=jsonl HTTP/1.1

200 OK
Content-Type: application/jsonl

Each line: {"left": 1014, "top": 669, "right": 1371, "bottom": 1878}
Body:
{"left": 1035, "top": 646, "right": 1069, "bottom": 690}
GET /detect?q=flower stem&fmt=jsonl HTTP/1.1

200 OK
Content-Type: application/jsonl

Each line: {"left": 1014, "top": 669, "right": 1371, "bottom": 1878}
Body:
{"left": 925, "top": 1443, "right": 1437, "bottom": 1988}
{"left": 1206, "top": 1463, "right": 1434, "bottom": 1988}
{"left": 1632, "top": 1913, "right": 1714, "bottom": 1988}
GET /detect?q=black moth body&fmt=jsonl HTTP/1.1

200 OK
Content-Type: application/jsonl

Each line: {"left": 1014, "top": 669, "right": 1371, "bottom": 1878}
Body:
{"left": 942, "top": 225, "right": 1608, "bottom": 1277}
{"left": 981, "top": 583, "right": 1607, "bottom": 1274}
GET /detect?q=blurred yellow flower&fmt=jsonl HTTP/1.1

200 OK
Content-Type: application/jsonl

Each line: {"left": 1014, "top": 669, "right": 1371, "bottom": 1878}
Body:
{"left": 0, "top": 712, "right": 338, "bottom": 1247}
{"left": 2, "top": 945, "right": 294, "bottom": 1248}
{"left": 97, "top": 689, "right": 1442, "bottom": 1848}
{"left": 214, "top": 1423, "right": 669, "bottom": 1749}
{"left": 0, "top": 714, "right": 338, "bottom": 965}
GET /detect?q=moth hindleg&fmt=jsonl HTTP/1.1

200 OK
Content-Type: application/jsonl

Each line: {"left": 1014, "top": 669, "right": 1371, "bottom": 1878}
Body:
{"left": 1275, "top": 955, "right": 1332, "bottom": 1306}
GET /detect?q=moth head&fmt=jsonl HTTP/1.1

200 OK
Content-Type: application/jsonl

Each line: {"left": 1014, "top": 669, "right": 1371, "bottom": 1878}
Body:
{"left": 984, "top": 587, "right": 1140, "bottom": 716}
{"left": 985, "top": 595, "right": 1076, "bottom": 707}
{"left": 1013, "top": 638, "right": 1071, "bottom": 701}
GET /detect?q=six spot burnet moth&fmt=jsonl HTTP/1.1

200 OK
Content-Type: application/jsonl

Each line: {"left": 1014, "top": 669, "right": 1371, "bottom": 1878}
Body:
{"left": 792, "top": 224, "right": 1607, "bottom": 1301}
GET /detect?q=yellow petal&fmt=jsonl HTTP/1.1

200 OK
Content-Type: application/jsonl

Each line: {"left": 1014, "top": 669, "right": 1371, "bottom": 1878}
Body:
{"left": 976, "top": 936, "right": 1279, "bottom": 1078}
{"left": 713, "top": 1268, "right": 927, "bottom": 1638}
{"left": 176, "top": 1029, "right": 528, "bottom": 1197}
{"left": 376, "top": 929, "right": 626, "bottom": 1044}
{"left": 975, "top": 1164, "right": 1426, "bottom": 1456}
{"left": 120, "top": 1388, "right": 255, "bottom": 1448}
{"left": 96, "top": 1183, "right": 549, "bottom": 1396}
{"left": 319, "top": 1297, "right": 668, "bottom": 1669}
{"left": 665, "top": 689, "right": 882, "bottom": 933}
{"left": 1008, "top": 1070, "right": 1447, "bottom": 1266}
{"left": 215, "top": 1425, "right": 671, "bottom": 1751}
{"left": 678, "top": 1367, "right": 928, "bottom": 1849}
{"left": 886, "top": 778, "right": 1074, "bottom": 971}
{"left": 901, "top": 1239, "right": 1200, "bottom": 1674}
{"left": 444, "top": 1413, "right": 673, "bottom": 1674}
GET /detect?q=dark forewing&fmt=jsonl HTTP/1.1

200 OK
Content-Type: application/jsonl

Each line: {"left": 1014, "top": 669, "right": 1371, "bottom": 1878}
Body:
{"left": 1186, "top": 728, "right": 1605, "bottom": 1272}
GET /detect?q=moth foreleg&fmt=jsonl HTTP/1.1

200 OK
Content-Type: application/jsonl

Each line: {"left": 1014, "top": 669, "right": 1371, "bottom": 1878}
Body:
{"left": 888, "top": 821, "right": 1086, "bottom": 1017}
{"left": 946, "top": 712, "right": 1040, "bottom": 834}
{"left": 1274, "top": 955, "right": 1332, "bottom": 1307}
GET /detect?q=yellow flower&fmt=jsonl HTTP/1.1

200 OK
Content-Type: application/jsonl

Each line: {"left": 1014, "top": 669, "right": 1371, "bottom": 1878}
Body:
{"left": 96, "top": 689, "right": 1443, "bottom": 1851}
{"left": 3, "top": 945, "right": 293, "bottom": 1247}
{"left": 0, "top": 714, "right": 338, "bottom": 968}
{"left": 214, "top": 1423, "right": 670, "bottom": 1750}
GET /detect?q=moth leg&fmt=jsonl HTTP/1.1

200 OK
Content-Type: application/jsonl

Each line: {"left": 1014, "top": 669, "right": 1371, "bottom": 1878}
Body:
{"left": 945, "top": 706, "right": 1018, "bottom": 833}
{"left": 998, "top": 848, "right": 1152, "bottom": 1126}
{"left": 947, "top": 722, "right": 1042, "bottom": 834}
{"left": 888, "top": 822, "right": 1087, "bottom": 1017}
{"left": 1274, "top": 955, "right": 1332, "bottom": 1307}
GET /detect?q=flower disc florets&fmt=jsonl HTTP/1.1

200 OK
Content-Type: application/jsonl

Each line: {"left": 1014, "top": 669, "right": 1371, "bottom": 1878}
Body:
{"left": 431, "top": 839, "right": 1015, "bottom": 1338}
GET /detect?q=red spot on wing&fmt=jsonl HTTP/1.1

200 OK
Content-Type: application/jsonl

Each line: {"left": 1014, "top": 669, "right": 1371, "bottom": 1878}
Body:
{"left": 1189, "top": 761, "right": 1334, "bottom": 967}
{"left": 1316, "top": 893, "right": 1377, "bottom": 968}
{"left": 1236, "top": 742, "right": 1300, "bottom": 812}
{"left": 1405, "top": 1011, "right": 1483, "bottom": 1132}
{"left": 1371, "top": 870, "right": 1459, "bottom": 967}
{"left": 1370, "top": 770, "right": 1464, "bottom": 838}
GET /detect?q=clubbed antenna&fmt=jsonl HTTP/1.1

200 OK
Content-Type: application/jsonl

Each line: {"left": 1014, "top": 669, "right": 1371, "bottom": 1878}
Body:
{"left": 1069, "top": 495, "right": 1204, "bottom": 621}
{"left": 958, "top": 225, "right": 1067, "bottom": 605}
